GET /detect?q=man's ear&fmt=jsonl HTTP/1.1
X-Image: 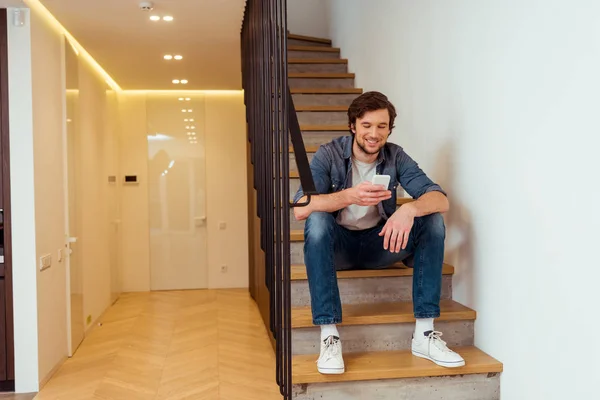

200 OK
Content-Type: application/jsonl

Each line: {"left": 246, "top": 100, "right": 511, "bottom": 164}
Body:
{"left": 350, "top": 123, "right": 356, "bottom": 134}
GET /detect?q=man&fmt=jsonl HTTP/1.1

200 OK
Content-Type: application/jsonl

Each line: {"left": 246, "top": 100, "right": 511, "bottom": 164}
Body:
{"left": 293, "top": 91, "right": 465, "bottom": 374}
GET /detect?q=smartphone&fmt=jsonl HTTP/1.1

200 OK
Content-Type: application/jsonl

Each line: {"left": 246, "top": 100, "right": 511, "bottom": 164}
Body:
{"left": 371, "top": 174, "right": 391, "bottom": 190}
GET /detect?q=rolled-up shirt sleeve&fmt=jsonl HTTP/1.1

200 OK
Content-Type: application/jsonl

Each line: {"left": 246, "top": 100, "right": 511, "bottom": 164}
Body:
{"left": 397, "top": 151, "right": 447, "bottom": 199}
{"left": 293, "top": 145, "right": 333, "bottom": 203}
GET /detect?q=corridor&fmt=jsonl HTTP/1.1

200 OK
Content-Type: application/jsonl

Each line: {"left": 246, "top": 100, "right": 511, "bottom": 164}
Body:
{"left": 33, "top": 289, "right": 282, "bottom": 400}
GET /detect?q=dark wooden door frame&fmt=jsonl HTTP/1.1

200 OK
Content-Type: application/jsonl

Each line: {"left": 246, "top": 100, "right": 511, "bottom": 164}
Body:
{"left": 0, "top": 8, "right": 16, "bottom": 391}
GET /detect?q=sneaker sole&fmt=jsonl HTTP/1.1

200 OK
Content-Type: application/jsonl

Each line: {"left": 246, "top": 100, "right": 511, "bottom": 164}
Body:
{"left": 317, "top": 366, "right": 345, "bottom": 374}
{"left": 411, "top": 350, "right": 465, "bottom": 368}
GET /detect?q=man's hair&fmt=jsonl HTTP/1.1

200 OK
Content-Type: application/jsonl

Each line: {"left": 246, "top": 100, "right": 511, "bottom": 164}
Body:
{"left": 347, "top": 91, "right": 397, "bottom": 135}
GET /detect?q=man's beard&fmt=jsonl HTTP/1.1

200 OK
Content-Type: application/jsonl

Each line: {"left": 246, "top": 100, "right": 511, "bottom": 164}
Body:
{"left": 356, "top": 136, "right": 383, "bottom": 155}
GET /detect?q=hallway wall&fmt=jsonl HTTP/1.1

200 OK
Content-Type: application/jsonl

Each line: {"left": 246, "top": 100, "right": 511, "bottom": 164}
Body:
{"left": 7, "top": 4, "right": 121, "bottom": 390}
{"left": 328, "top": 0, "right": 600, "bottom": 398}
{"left": 118, "top": 91, "right": 249, "bottom": 292}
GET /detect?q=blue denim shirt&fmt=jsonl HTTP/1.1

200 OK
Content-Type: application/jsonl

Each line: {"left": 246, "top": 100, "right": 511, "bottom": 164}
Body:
{"left": 293, "top": 135, "right": 446, "bottom": 221}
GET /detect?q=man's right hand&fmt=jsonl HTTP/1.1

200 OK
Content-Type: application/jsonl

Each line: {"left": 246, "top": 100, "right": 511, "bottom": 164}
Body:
{"left": 345, "top": 182, "right": 392, "bottom": 206}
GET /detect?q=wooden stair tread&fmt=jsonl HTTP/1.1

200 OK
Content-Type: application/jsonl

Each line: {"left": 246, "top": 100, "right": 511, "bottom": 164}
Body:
{"left": 292, "top": 300, "right": 475, "bottom": 328}
{"left": 293, "top": 346, "right": 503, "bottom": 384}
{"left": 288, "top": 33, "right": 332, "bottom": 45}
{"left": 289, "top": 45, "right": 340, "bottom": 52}
{"left": 298, "top": 124, "right": 347, "bottom": 131}
{"left": 289, "top": 145, "right": 320, "bottom": 152}
{"left": 289, "top": 58, "right": 347, "bottom": 64}
{"left": 289, "top": 72, "right": 355, "bottom": 79}
{"left": 291, "top": 88, "right": 363, "bottom": 94}
{"left": 295, "top": 106, "right": 348, "bottom": 112}
{"left": 291, "top": 263, "right": 455, "bottom": 280}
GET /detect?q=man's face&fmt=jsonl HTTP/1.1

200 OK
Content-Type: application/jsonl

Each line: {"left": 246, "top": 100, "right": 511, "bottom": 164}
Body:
{"left": 351, "top": 108, "right": 391, "bottom": 156}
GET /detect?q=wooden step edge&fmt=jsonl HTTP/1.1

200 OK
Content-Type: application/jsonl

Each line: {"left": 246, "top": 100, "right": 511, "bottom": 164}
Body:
{"left": 290, "top": 145, "right": 320, "bottom": 152}
{"left": 289, "top": 45, "right": 340, "bottom": 52}
{"left": 294, "top": 106, "right": 348, "bottom": 112}
{"left": 289, "top": 72, "right": 355, "bottom": 79}
{"left": 288, "top": 33, "right": 332, "bottom": 45}
{"left": 292, "top": 346, "right": 503, "bottom": 384}
{"left": 288, "top": 58, "right": 348, "bottom": 64}
{"left": 290, "top": 88, "right": 363, "bottom": 94}
{"left": 298, "top": 124, "right": 348, "bottom": 131}
{"left": 292, "top": 300, "right": 476, "bottom": 329}
{"left": 291, "top": 263, "right": 455, "bottom": 280}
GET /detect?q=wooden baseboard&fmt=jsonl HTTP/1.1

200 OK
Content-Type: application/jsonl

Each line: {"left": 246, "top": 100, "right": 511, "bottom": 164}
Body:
{"left": 38, "top": 355, "right": 67, "bottom": 390}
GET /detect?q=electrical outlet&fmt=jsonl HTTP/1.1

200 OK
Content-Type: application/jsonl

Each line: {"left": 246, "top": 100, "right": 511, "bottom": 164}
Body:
{"left": 39, "top": 254, "right": 52, "bottom": 271}
{"left": 219, "top": 221, "right": 227, "bottom": 230}
{"left": 221, "top": 265, "right": 228, "bottom": 273}
{"left": 86, "top": 315, "right": 92, "bottom": 325}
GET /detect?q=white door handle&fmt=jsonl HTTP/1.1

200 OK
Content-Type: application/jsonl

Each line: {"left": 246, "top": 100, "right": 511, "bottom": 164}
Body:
{"left": 67, "top": 237, "right": 78, "bottom": 243}
{"left": 194, "top": 216, "right": 206, "bottom": 226}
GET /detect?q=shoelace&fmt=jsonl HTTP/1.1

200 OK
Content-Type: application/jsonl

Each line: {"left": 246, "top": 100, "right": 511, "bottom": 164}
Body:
{"left": 320, "top": 336, "right": 341, "bottom": 362}
{"left": 427, "top": 331, "right": 453, "bottom": 353}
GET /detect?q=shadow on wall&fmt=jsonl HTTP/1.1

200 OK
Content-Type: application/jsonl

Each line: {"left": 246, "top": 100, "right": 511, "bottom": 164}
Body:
{"left": 433, "top": 140, "right": 476, "bottom": 307}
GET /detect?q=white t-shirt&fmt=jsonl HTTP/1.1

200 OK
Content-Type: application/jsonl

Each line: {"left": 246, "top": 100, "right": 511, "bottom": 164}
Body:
{"left": 336, "top": 158, "right": 382, "bottom": 230}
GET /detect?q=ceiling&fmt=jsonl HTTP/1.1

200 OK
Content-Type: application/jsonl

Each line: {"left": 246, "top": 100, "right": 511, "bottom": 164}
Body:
{"left": 41, "top": 0, "right": 247, "bottom": 90}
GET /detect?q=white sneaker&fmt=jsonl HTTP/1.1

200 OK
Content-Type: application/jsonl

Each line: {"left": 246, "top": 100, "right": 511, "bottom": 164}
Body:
{"left": 411, "top": 331, "right": 465, "bottom": 368}
{"left": 317, "top": 335, "right": 345, "bottom": 374}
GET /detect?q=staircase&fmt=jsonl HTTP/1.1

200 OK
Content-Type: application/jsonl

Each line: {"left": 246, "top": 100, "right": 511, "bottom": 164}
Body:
{"left": 287, "top": 33, "right": 503, "bottom": 399}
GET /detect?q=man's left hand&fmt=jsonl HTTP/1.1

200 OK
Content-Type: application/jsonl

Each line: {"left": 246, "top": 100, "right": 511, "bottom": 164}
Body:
{"left": 379, "top": 205, "right": 417, "bottom": 253}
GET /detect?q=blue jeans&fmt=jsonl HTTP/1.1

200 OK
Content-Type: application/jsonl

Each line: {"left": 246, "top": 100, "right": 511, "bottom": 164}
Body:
{"left": 304, "top": 211, "right": 445, "bottom": 325}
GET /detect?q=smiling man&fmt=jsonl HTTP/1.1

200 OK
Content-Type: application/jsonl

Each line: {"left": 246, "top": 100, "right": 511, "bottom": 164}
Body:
{"left": 293, "top": 91, "right": 465, "bottom": 374}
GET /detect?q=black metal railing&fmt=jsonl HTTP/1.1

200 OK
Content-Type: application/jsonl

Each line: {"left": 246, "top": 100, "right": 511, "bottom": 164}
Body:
{"left": 241, "top": 0, "right": 316, "bottom": 397}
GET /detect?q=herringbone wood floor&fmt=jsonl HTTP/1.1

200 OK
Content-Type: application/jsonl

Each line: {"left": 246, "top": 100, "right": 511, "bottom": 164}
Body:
{"left": 32, "top": 289, "right": 283, "bottom": 400}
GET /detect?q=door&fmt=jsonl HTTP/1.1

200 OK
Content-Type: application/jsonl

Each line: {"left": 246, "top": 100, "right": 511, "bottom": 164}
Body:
{"left": 147, "top": 93, "right": 208, "bottom": 290}
{"left": 64, "top": 37, "right": 84, "bottom": 356}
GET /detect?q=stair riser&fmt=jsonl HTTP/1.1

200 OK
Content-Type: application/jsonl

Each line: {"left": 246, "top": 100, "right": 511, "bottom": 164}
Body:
{"left": 292, "top": 94, "right": 358, "bottom": 107}
{"left": 288, "top": 63, "right": 347, "bottom": 73}
{"left": 291, "top": 275, "right": 453, "bottom": 306}
{"left": 289, "top": 50, "right": 340, "bottom": 59}
{"left": 289, "top": 78, "right": 354, "bottom": 89}
{"left": 289, "top": 153, "right": 316, "bottom": 174}
{"left": 297, "top": 111, "right": 347, "bottom": 125}
{"left": 292, "top": 374, "right": 500, "bottom": 400}
{"left": 298, "top": 131, "right": 348, "bottom": 147}
{"left": 288, "top": 39, "right": 332, "bottom": 47}
{"left": 292, "top": 320, "right": 472, "bottom": 355}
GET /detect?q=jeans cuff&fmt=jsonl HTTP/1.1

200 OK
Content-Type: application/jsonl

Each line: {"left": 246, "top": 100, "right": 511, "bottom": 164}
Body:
{"left": 313, "top": 317, "right": 342, "bottom": 325}
{"left": 414, "top": 312, "right": 440, "bottom": 319}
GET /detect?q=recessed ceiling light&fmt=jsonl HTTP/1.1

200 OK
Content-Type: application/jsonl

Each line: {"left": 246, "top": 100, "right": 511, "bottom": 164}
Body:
{"left": 164, "top": 55, "right": 173, "bottom": 60}
{"left": 181, "top": 109, "right": 187, "bottom": 113}
{"left": 181, "top": 79, "right": 188, "bottom": 84}
{"left": 184, "top": 119, "right": 189, "bottom": 122}
{"left": 174, "top": 55, "right": 183, "bottom": 60}
{"left": 187, "top": 132, "right": 192, "bottom": 136}
{"left": 187, "top": 109, "right": 192, "bottom": 112}
{"left": 189, "top": 119, "right": 194, "bottom": 122}
{"left": 190, "top": 126, "right": 196, "bottom": 129}
{"left": 169, "top": 160, "right": 175, "bottom": 169}
{"left": 150, "top": 15, "right": 160, "bottom": 21}
{"left": 191, "top": 132, "right": 196, "bottom": 135}
{"left": 163, "top": 16, "right": 174, "bottom": 21}
{"left": 186, "top": 126, "right": 190, "bottom": 129}
{"left": 185, "top": 98, "right": 191, "bottom": 101}
{"left": 172, "top": 79, "right": 180, "bottom": 84}
{"left": 178, "top": 98, "right": 184, "bottom": 101}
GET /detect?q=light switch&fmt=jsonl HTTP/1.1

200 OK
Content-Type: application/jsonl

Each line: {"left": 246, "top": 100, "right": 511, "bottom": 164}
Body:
{"left": 40, "top": 254, "right": 52, "bottom": 271}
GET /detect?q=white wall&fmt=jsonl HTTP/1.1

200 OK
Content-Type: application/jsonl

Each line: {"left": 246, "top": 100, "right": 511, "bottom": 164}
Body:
{"left": 7, "top": 7, "right": 40, "bottom": 393}
{"left": 287, "top": 0, "right": 330, "bottom": 38}
{"left": 329, "top": 0, "right": 600, "bottom": 398}
{"left": 119, "top": 91, "right": 249, "bottom": 291}
{"left": 7, "top": 4, "right": 122, "bottom": 390}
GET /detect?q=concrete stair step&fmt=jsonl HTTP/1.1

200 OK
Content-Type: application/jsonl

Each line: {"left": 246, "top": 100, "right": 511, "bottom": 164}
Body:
{"left": 290, "top": 263, "right": 453, "bottom": 307}
{"left": 289, "top": 45, "right": 341, "bottom": 59}
{"left": 296, "top": 111, "right": 347, "bottom": 126}
{"left": 289, "top": 59, "right": 348, "bottom": 73}
{"left": 292, "top": 300, "right": 473, "bottom": 355}
{"left": 292, "top": 347, "right": 502, "bottom": 399}
{"left": 289, "top": 73, "right": 355, "bottom": 89}
{"left": 287, "top": 33, "right": 332, "bottom": 47}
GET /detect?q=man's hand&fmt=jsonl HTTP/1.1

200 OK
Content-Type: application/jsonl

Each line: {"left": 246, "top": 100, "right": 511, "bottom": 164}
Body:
{"left": 379, "top": 204, "right": 417, "bottom": 253}
{"left": 345, "top": 182, "right": 392, "bottom": 206}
